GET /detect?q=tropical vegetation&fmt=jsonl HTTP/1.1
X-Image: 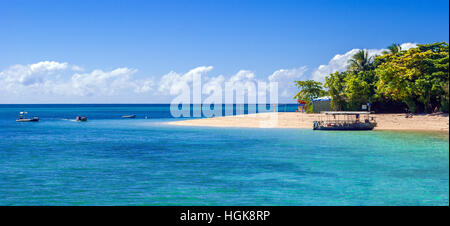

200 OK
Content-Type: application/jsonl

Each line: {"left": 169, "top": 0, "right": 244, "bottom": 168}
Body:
{"left": 293, "top": 80, "right": 326, "bottom": 112}
{"left": 294, "top": 42, "right": 449, "bottom": 113}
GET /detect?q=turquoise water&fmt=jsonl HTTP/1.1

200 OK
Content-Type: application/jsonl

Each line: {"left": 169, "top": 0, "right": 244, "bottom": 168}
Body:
{"left": 0, "top": 105, "right": 448, "bottom": 205}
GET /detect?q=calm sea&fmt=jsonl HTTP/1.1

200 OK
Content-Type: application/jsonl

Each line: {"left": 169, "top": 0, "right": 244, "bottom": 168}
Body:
{"left": 0, "top": 104, "right": 448, "bottom": 205}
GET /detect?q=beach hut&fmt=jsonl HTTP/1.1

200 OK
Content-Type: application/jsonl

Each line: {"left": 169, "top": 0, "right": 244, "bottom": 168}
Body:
{"left": 312, "top": 96, "right": 332, "bottom": 113}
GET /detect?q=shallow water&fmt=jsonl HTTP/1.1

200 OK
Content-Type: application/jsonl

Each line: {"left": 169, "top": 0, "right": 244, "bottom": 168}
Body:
{"left": 0, "top": 105, "right": 448, "bottom": 205}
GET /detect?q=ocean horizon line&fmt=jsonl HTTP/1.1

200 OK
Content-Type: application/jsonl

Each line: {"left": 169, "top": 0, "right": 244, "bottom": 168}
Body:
{"left": 0, "top": 103, "right": 298, "bottom": 105}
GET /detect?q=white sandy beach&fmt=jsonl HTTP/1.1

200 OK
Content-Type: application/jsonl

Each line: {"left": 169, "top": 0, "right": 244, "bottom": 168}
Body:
{"left": 168, "top": 112, "right": 449, "bottom": 132}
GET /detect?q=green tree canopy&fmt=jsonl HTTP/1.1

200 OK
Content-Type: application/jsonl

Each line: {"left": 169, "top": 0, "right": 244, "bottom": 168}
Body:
{"left": 325, "top": 70, "right": 377, "bottom": 111}
{"left": 324, "top": 71, "right": 347, "bottom": 110}
{"left": 375, "top": 42, "right": 449, "bottom": 113}
{"left": 382, "top": 43, "right": 402, "bottom": 55}
{"left": 293, "top": 80, "right": 326, "bottom": 113}
{"left": 294, "top": 41, "right": 449, "bottom": 113}
{"left": 348, "top": 50, "right": 373, "bottom": 72}
{"left": 293, "top": 80, "right": 326, "bottom": 102}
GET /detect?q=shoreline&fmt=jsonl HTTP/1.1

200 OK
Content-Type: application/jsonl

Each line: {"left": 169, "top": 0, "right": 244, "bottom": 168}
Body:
{"left": 167, "top": 112, "right": 449, "bottom": 133}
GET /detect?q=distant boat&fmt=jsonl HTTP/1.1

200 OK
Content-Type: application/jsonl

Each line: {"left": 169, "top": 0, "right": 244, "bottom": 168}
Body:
{"left": 122, "top": 115, "right": 136, "bottom": 118}
{"left": 76, "top": 116, "right": 88, "bottom": 121}
{"left": 16, "top": 111, "right": 39, "bottom": 122}
{"left": 16, "top": 117, "right": 39, "bottom": 122}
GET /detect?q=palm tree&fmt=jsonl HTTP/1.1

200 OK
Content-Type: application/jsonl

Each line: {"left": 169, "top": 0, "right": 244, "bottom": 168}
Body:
{"left": 348, "top": 50, "right": 373, "bottom": 72}
{"left": 382, "top": 43, "right": 402, "bottom": 54}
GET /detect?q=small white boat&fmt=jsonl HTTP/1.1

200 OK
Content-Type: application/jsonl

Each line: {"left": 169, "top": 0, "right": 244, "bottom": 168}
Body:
{"left": 16, "top": 117, "right": 39, "bottom": 122}
{"left": 122, "top": 115, "right": 136, "bottom": 118}
{"left": 16, "top": 111, "right": 39, "bottom": 122}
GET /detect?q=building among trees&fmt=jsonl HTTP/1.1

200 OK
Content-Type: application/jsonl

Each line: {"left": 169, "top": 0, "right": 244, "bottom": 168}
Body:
{"left": 312, "top": 96, "right": 333, "bottom": 113}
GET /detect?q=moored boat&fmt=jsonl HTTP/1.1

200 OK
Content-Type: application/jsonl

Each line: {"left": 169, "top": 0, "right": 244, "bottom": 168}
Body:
{"left": 122, "top": 115, "right": 136, "bottom": 118}
{"left": 313, "top": 111, "right": 377, "bottom": 130}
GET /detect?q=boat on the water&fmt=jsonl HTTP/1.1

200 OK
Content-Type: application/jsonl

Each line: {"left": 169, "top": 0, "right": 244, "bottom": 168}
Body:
{"left": 16, "top": 111, "right": 39, "bottom": 122}
{"left": 313, "top": 111, "right": 376, "bottom": 130}
{"left": 16, "top": 117, "right": 39, "bottom": 122}
{"left": 76, "top": 116, "right": 88, "bottom": 121}
{"left": 122, "top": 115, "right": 136, "bottom": 118}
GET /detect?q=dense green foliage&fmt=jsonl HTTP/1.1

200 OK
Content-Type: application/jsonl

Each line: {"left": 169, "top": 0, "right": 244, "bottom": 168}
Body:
{"left": 375, "top": 42, "right": 449, "bottom": 113}
{"left": 294, "top": 42, "right": 449, "bottom": 113}
{"left": 382, "top": 43, "right": 402, "bottom": 55}
{"left": 293, "top": 80, "right": 326, "bottom": 112}
{"left": 348, "top": 50, "right": 374, "bottom": 72}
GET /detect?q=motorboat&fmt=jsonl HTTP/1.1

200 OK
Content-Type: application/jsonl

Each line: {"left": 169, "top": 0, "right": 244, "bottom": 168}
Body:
{"left": 16, "top": 117, "right": 39, "bottom": 122}
{"left": 122, "top": 115, "right": 136, "bottom": 118}
{"left": 76, "top": 116, "right": 88, "bottom": 121}
{"left": 16, "top": 111, "right": 39, "bottom": 122}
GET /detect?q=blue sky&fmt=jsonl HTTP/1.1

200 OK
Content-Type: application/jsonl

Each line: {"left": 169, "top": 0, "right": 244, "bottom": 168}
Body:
{"left": 0, "top": 0, "right": 448, "bottom": 103}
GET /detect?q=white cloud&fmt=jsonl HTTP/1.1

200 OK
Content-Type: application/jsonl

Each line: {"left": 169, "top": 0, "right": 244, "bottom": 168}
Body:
{"left": 225, "top": 70, "right": 260, "bottom": 103}
{"left": 157, "top": 66, "right": 307, "bottom": 103}
{"left": 158, "top": 66, "right": 213, "bottom": 95}
{"left": 0, "top": 61, "right": 156, "bottom": 102}
{"left": 311, "top": 42, "right": 418, "bottom": 82}
{"left": 228, "top": 70, "right": 256, "bottom": 84}
{"left": 203, "top": 75, "right": 225, "bottom": 95}
{"left": 156, "top": 67, "right": 306, "bottom": 103}
{"left": 311, "top": 48, "right": 384, "bottom": 82}
{"left": 400, "top": 42, "right": 417, "bottom": 51}
{"left": 29, "top": 61, "right": 68, "bottom": 72}
{"left": 71, "top": 65, "right": 84, "bottom": 72}
{"left": 0, "top": 61, "right": 69, "bottom": 86}
{"left": 66, "top": 68, "right": 139, "bottom": 96}
{"left": 0, "top": 43, "right": 419, "bottom": 104}
{"left": 268, "top": 66, "right": 308, "bottom": 97}
{"left": 135, "top": 79, "right": 155, "bottom": 93}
